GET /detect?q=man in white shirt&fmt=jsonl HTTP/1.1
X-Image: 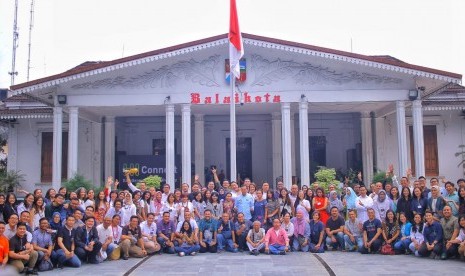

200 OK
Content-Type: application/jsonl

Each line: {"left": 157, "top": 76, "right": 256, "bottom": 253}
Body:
{"left": 139, "top": 213, "right": 161, "bottom": 255}
{"left": 355, "top": 186, "right": 374, "bottom": 223}
{"left": 161, "top": 184, "right": 171, "bottom": 204}
{"left": 96, "top": 216, "right": 116, "bottom": 260}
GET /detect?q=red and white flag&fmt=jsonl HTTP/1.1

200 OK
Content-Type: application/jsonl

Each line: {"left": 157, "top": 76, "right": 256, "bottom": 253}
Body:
{"left": 229, "top": 0, "right": 243, "bottom": 79}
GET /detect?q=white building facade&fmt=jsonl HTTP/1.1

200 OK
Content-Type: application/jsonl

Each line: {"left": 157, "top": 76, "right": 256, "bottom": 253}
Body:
{"left": 2, "top": 34, "right": 463, "bottom": 192}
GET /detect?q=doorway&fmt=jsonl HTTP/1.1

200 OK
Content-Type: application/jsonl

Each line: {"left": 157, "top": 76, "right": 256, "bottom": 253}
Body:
{"left": 226, "top": 137, "right": 252, "bottom": 182}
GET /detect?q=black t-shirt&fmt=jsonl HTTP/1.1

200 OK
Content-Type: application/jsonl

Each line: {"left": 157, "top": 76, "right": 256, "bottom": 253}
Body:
{"left": 9, "top": 234, "right": 28, "bottom": 253}
{"left": 363, "top": 219, "right": 382, "bottom": 241}
{"left": 57, "top": 226, "right": 77, "bottom": 251}
{"left": 326, "top": 216, "right": 345, "bottom": 231}
{"left": 122, "top": 225, "right": 142, "bottom": 240}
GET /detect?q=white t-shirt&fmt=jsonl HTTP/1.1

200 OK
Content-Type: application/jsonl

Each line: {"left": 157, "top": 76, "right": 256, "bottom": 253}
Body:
{"left": 121, "top": 203, "right": 136, "bottom": 226}
{"left": 139, "top": 221, "right": 157, "bottom": 241}
{"left": 177, "top": 202, "right": 194, "bottom": 223}
{"left": 96, "top": 224, "right": 113, "bottom": 244}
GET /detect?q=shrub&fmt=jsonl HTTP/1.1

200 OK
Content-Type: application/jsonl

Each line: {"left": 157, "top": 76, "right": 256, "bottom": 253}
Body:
{"left": 143, "top": 175, "right": 162, "bottom": 189}
{"left": 62, "top": 174, "right": 95, "bottom": 193}
{"left": 0, "top": 170, "right": 25, "bottom": 193}
{"left": 314, "top": 167, "right": 340, "bottom": 193}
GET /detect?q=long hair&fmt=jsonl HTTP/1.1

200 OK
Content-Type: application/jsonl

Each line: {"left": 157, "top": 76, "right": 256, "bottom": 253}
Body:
{"left": 412, "top": 214, "right": 424, "bottom": 233}
{"left": 180, "top": 220, "right": 193, "bottom": 235}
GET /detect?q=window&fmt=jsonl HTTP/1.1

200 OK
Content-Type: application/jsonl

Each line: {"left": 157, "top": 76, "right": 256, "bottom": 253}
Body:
{"left": 41, "top": 132, "right": 68, "bottom": 182}
{"left": 409, "top": 125, "right": 439, "bottom": 176}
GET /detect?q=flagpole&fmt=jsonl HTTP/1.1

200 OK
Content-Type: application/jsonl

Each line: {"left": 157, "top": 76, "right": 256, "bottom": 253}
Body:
{"left": 230, "top": 75, "right": 237, "bottom": 182}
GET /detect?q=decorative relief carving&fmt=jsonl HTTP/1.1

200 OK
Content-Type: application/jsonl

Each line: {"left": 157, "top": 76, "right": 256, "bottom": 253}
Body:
{"left": 71, "top": 55, "right": 221, "bottom": 89}
{"left": 250, "top": 55, "right": 403, "bottom": 86}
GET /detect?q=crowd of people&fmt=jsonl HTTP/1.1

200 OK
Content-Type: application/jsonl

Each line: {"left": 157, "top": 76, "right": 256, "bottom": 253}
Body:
{"left": 0, "top": 166, "right": 465, "bottom": 275}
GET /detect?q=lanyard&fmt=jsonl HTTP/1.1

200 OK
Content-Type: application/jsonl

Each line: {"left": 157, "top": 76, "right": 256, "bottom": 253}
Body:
{"left": 112, "top": 226, "right": 118, "bottom": 240}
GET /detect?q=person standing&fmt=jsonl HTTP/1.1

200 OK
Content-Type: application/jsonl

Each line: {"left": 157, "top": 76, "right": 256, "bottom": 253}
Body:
{"left": 234, "top": 186, "right": 254, "bottom": 221}
{"left": 355, "top": 186, "right": 374, "bottom": 224}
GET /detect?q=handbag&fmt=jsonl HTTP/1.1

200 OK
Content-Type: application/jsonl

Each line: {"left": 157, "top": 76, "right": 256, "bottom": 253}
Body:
{"left": 380, "top": 242, "right": 395, "bottom": 255}
{"left": 38, "top": 258, "right": 53, "bottom": 272}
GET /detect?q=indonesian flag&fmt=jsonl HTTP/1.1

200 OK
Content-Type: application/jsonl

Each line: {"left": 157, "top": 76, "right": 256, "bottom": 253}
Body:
{"left": 229, "top": 0, "right": 243, "bottom": 79}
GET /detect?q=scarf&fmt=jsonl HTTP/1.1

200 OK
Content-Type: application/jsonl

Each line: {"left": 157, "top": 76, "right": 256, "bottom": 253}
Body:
{"left": 293, "top": 210, "right": 306, "bottom": 236}
{"left": 345, "top": 187, "right": 357, "bottom": 210}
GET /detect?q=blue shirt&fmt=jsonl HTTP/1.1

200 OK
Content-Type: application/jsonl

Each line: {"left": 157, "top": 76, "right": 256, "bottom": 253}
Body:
{"left": 234, "top": 194, "right": 254, "bottom": 220}
{"left": 444, "top": 192, "right": 459, "bottom": 216}
{"left": 423, "top": 221, "right": 443, "bottom": 244}
{"left": 309, "top": 220, "right": 324, "bottom": 244}
{"left": 198, "top": 218, "right": 218, "bottom": 233}
{"left": 253, "top": 199, "right": 267, "bottom": 222}
{"left": 32, "top": 229, "right": 53, "bottom": 248}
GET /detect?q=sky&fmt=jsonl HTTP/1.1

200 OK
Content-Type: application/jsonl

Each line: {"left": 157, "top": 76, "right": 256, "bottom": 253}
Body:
{"left": 0, "top": 0, "right": 464, "bottom": 88}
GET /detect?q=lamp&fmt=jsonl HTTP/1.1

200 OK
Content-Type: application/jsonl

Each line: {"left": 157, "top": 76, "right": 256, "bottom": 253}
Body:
{"left": 57, "top": 95, "right": 67, "bottom": 105}
{"left": 408, "top": 90, "right": 418, "bottom": 101}
{"left": 164, "top": 96, "right": 171, "bottom": 104}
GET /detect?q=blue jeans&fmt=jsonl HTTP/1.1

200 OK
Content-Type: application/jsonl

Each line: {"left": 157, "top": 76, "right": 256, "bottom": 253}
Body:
{"left": 344, "top": 235, "right": 364, "bottom": 251}
{"left": 175, "top": 244, "right": 201, "bottom": 255}
{"left": 156, "top": 237, "right": 175, "bottom": 254}
{"left": 292, "top": 237, "right": 309, "bottom": 252}
{"left": 325, "top": 232, "right": 344, "bottom": 250}
{"left": 394, "top": 239, "right": 411, "bottom": 252}
{"left": 309, "top": 242, "right": 325, "bottom": 253}
{"left": 38, "top": 250, "right": 57, "bottom": 264}
{"left": 105, "top": 243, "right": 117, "bottom": 257}
{"left": 268, "top": 244, "right": 286, "bottom": 255}
{"left": 55, "top": 249, "right": 81, "bottom": 267}
{"left": 217, "top": 234, "right": 238, "bottom": 253}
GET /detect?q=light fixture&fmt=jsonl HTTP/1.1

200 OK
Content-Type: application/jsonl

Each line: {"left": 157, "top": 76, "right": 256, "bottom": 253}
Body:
{"left": 57, "top": 95, "right": 67, "bottom": 105}
{"left": 164, "top": 96, "right": 171, "bottom": 104}
{"left": 408, "top": 90, "right": 418, "bottom": 101}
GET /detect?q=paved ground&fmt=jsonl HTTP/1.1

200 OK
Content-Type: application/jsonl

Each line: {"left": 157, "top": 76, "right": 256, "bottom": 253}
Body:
{"left": 28, "top": 251, "right": 464, "bottom": 276}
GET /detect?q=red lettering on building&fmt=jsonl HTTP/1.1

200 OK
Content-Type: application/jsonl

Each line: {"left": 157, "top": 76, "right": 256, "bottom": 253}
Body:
{"left": 190, "top": 92, "right": 281, "bottom": 105}
{"left": 191, "top": 93, "right": 200, "bottom": 104}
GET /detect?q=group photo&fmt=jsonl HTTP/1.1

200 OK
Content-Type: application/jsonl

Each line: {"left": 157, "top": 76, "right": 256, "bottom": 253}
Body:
{"left": 1, "top": 0, "right": 465, "bottom": 275}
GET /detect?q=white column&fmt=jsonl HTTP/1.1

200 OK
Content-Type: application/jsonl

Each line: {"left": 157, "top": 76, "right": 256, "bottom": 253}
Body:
{"left": 299, "top": 101, "right": 310, "bottom": 186}
{"left": 6, "top": 126, "right": 18, "bottom": 172}
{"left": 290, "top": 113, "right": 297, "bottom": 178}
{"left": 374, "top": 117, "right": 387, "bottom": 172}
{"left": 412, "top": 100, "right": 425, "bottom": 177}
{"left": 52, "top": 107, "right": 63, "bottom": 190}
{"left": 165, "top": 104, "right": 175, "bottom": 190}
{"left": 396, "top": 101, "right": 408, "bottom": 177}
{"left": 194, "top": 114, "right": 205, "bottom": 185}
{"left": 361, "top": 112, "right": 374, "bottom": 184}
{"left": 91, "top": 121, "right": 103, "bottom": 187}
{"left": 271, "top": 112, "right": 283, "bottom": 187}
{"left": 281, "top": 103, "right": 292, "bottom": 189}
{"left": 181, "top": 104, "right": 191, "bottom": 186}
{"left": 104, "top": 116, "right": 115, "bottom": 182}
{"left": 67, "top": 107, "right": 79, "bottom": 178}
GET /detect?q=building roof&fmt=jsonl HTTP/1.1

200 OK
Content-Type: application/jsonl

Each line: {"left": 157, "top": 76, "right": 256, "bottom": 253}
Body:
{"left": 0, "top": 108, "right": 53, "bottom": 119}
{"left": 10, "top": 33, "right": 462, "bottom": 91}
{"left": 2, "top": 94, "right": 36, "bottom": 103}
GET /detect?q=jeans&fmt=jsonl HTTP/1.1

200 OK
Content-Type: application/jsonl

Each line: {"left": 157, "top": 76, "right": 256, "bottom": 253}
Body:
{"left": 358, "top": 239, "right": 382, "bottom": 254}
{"left": 217, "top": 234, "right": 238, "bottom": 253}
{"left": 418, "top": 242, "right": 443, "bottom": 257}
{"left": 394, "top": 239, "right": 411, "bottom": 252}
{"left": 75, "top": 241, "right": 102, "bottom": 263}
{"left": 236, "top": 231, "right": 248, "bottom": 251}
{"left": 156, "top": 237, "right": 175, "bottom": 254}
{"left": 199, "top": 241, "right": 218, "bottom": 253}
{"left": 292, "top": 238, "right": 309, "bottom": 252}
{"left": 268, "top": 244, "right": 286, "bottom": 255}
{"left": 344, "top": 235, "right": 364, "bottom": 251}
{"left": 325, "top": 232, "right": 344, "bottom": 250}
{"left": 175, "top": 244, "right": 200, "bottom": 255}
{"left": 309, "top": 242, "right": 325, "bottom": 253}
{"left": 37, "top": 250, "right": 57, "bottom": 265}
{"left": 443, "top": 242, "right": 459, "bottom": 258}
{"left": 104, "top": 243, "right": 117, "bottom": 257}
{"left": 55, "top": 249, "right": 81, "bottom": 267}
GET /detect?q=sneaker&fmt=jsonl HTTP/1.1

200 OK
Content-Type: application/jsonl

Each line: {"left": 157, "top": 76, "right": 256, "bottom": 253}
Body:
{"left": 254, "top": 250, "right": 260, "bottom": 256}
{"left": 429, "top": 252, "right": 436, "bottom": 259}
{"left": 441, "top": 253, "right": 447, "bottom": 260}
{"left": 279, "top": 251, "right": 286, "bottom": 255}
{"left": 122, "top": 255, "right": 129, "bottom": 260}
{"left": 25, "top": 269, "right": 38, "bottom": 275}
{"left": 190, "top": 252, "right": 197, "bottom": 256}
{"left": 178, "top": 252, "right": 185, "bottom": 257}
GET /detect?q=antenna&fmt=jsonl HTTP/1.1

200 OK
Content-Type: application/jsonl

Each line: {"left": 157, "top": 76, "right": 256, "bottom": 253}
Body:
{"left": 9, "top": 0, "right": 19, "bottom": 86}
{"left": 27, "top": 0, "right": 35, "bottom": 82}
